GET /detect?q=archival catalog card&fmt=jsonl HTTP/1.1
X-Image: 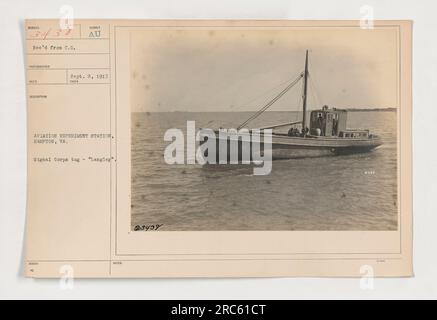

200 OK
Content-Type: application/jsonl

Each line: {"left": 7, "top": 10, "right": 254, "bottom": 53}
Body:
{"left": 25, "top": 20, "right": 412, "bottom": 278}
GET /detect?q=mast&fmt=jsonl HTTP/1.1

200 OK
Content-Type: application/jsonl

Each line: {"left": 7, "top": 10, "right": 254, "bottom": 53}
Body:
{"left": 302, "top": 50, "right": 309, "bottom": 134}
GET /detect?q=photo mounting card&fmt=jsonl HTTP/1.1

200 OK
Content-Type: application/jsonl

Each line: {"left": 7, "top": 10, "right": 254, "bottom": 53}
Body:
{"left": 25, "top": 19, "right": 412, "bottom": 278}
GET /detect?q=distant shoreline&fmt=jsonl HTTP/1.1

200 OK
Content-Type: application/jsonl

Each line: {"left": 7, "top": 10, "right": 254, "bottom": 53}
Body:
{"left": 345, "top": 107, "right": 396, "bottom": 112}
{"left": 133, "top": 107, "right": 397, "bottom": 113}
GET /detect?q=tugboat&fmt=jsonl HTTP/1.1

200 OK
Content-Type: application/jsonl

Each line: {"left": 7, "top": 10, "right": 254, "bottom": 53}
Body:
{"left": 200, "top": 50, "right": 383, "bottom": 161}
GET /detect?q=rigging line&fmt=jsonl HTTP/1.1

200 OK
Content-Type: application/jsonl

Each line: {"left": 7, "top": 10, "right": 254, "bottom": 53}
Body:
{"left": 237, "top": 72, "right": 303, "bottom": 130}
{"left": 232, "top": 73, "right": 309, "bottom": 111}
{"left": 308, "top": 73, "right": 320, "bottom": 109}
{"left": 296, "top": 70, "right": 305, "bottom": 122}
{"left": 237, "top": 74, "right": 303, "bottom": 130}
{"left": 308, "top": 65, "right": 324, "bottom": 104}
{"left": 301, "top": 70, "right": 305, "bottom": 106}
{"left": 293, "top": 78, "right": 303, "bottom": 123}
{"left": 237, "top": 73, "right": 303, "bottom": 130}
{"left": 212, "top": 71, "right": 304, "bottom": 128}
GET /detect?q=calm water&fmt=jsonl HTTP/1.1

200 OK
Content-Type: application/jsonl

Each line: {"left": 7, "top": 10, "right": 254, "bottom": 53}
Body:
{"left": 131, "top": 111, "right": 397, "bottom": 231}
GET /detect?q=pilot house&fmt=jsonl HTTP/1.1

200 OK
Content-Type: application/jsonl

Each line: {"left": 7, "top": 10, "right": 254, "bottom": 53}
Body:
{"left": 309, "top": 106, "right": 369, "bottom": 138}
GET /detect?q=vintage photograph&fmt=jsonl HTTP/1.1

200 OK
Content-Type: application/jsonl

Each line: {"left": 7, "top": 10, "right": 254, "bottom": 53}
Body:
{"left": 130, "top": 27, "right": 398, "bottom": 231}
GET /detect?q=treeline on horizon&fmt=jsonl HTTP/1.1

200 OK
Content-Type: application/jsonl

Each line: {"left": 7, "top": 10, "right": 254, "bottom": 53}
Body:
{"left": 345, "top": 107, "right": 396, "bottom": 112}
{"left": 133, "top": 107, "right": 397, "bottom": 113}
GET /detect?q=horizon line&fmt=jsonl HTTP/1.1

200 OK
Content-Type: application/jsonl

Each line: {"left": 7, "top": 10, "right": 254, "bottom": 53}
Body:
{"left": 132, "top": 107, "right": 397, "bottom": 113}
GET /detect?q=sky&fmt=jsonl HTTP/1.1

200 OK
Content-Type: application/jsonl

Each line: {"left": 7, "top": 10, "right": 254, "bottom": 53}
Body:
{"left": 130, "top": 27, "right": 398, "bottom": 112}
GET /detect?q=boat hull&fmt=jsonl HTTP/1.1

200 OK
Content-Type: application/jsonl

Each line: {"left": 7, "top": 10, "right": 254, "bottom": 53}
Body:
{"left": 199, "top": 132, "right": 382, "bottom": 161}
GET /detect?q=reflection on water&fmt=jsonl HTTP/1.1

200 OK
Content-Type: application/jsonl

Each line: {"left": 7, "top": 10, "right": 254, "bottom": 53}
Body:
{"left": 131, "top": 111, "right": 397, "bottom": 231}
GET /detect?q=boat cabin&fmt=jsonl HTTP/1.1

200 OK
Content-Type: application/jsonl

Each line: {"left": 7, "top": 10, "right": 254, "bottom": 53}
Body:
{"left": 309, "top": 106, "right": 347, "bottom": 137}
